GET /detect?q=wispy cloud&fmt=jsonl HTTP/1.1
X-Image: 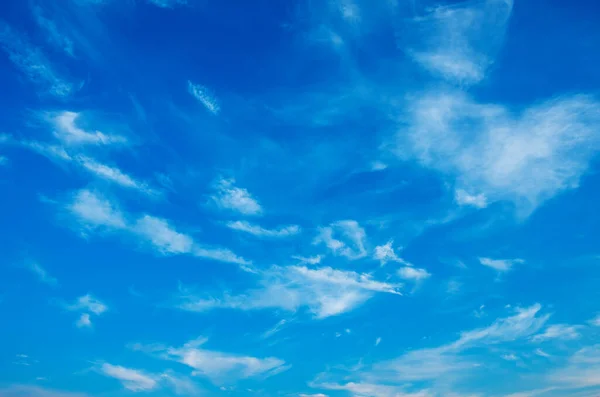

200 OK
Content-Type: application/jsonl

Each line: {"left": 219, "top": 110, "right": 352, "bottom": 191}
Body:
{"left": 210, "top": 177, "right": 262, "bottom": 215}
{"left": 133, "top": 338, "right": 288, "bottom": 385}
{"left": 65, "top": 189, "right": 248, "bottom": 264}
{"left": 226, "top": 220, "right": 301, "bottom": 238}
{"left": 0, "top": 385, "right": 90, "bottom": 397}
{"left": 373, "top": 241, "right": 408, "bottom": 265}
{"left": 24, "top": 261, "right": 58, "bottom": 287}
{"left": 32, "top": 6, "right": 75, "bottom": 57}
{"left": 455, "top": 189, "right": 488, "bottom": 209}
{"left": 177, "top": 265, "right": 401, "bottom": 319}
{"left": 397, "top": 267, "right": 431, "bottom": 282}
{"left": 398, "top": 91, "right": 600, "bottom": 213}
{"left": 99, "top": 363, "right": 159, "bottom": 392}
{"left": 403, "top": 0, "right": 513, "bottom": 85}
{"left": 314, "top": 220, "right": 367, "bottom": 260}
{"left": 66, "top": 294, "right": 108, "bottom": 328}
{"left": 188, "top": 80, "right": 220, "bottom": 115}
{"left": 549, "top": 345, "right": 600, "bottom": 389}
{"left": 479, "top": 257, "right": 524, "bottom": 272}
{"left": 591, "top": 315, "right": 600, "bottom": 327}
{"left": 531, "top": 324, "right": 582, "bottom": 342}
{"left": 76, "top": 313, "right": 92, "bottom": 328}
{"left": 261, "top": 319, "right": 289, "bottom": 340}
{"left": 0, "top": 21, "right": 73, "bottom": 97}
{"left": 51, "top": 111, "right": 127, "bottom": 147}
{"left": 76, "top": 156, "right": 156, "bottom": 195}
{"left": 147, "top": 0, "right": 188, "bottom": 9}
{"left": 292, "top": 255, "right": 323, "bottom": 265}
{"left": 315, "top": 381, "right": 429, "bottom": 397}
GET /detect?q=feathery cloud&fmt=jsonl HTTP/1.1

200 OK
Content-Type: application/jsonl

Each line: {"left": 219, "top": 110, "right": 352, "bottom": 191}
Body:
{"left": 455, "top": 189, "right": 488, "bottom": 209}
{"left": 479, "top": 257, "right": 524, "bottom": 272}
{"left": 0, "top": 21, "right": 73, "bottom": 97}
{"left": 32, "top": 6, "right": 75, "bottom": 57}
{"left": 24, "top": 262, "right": 58, "bottom": 287}
{"left": 51, "top": 111, "right": 127, "bottom": 146}
{"left": 177, "top": 265, "right": 401, "bottom": 319}
{"left": 292, "top": 255, "right": 323, "bottom": 265}
{"left": 226, "top": 220, "right": 300, "bottom": 238}
{"left": 397, "top": 267, "right": 431, "bottom": 282}
{"left": 211, "top": 177, "right": 262, "bottom": 215}
{"left": 373, "top": 241, "right": 407, "bottom": 265}
{"left": 314, "top": 220, "right": 367, "bottom": 260}
{"left": 531, "top": 324, "right": 582, "bottom": 342}
{"left": 99, "top": 363, "right": 159, "bottom": 392}
{"left": 188, "top": 80, "right": 220, "bottom": 115}
{"left": 133, "top": 338, "right": 288, "bottom": 384}
{"left": 67, "top": 294, "right": 108, "bottom": 315}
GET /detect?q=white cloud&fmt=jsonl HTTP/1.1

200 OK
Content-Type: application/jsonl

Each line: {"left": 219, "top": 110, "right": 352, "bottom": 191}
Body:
{"left": 399, "top": 91, "right": 600, "bottom": 213}
{"left": 24, "top": 262, "right": 58, "bottom": 287}
{"left": 535, "top": 348, "right": 551, "bottom": 358}
{"left": 404, "top": 0, "right": 513, "bottom": 84}
{"left": 549, "top": 345, "right": 600, "bottom": 388}
{"left": 32, "top": 6, "right": 75, "bottom": 57}
{"left": 67, "top": 189, "right": 127, "bottom": 230}
{"left": 188, "top": 80, "right": 220, "bottom": 115}
{"left": 397, "top": 267, "right": 431, "bottom": 282}
{"left": 52, "top": 111, "right": 127, "bottom": 146}
{"left": 76, "top": 156, "right": 154, "bottom": 195}
{"left": 479, "top": 257, "right": 524, "bottom": 272}
{"left": 375, "top": 337, "right": 382, "bottom": 346}
{"left": 132, "top": 215, "right": 194, "bottom": 255}
{"left": 99, "top": 363, "right": 158, "bottom": 392}
{"left": 455, "top": 189, "right": 488, "bottom": 208}
{"left": 531, "top": 324, "right": 582, "bottom": 342}
{"left": 0, "top": 22, "right": 73, "bottom": 97}
{"left": 589, "top": 315, "right": 600, "bottom": 327}
{"left": 292, "top": 255, "right": 323, "bottom": 265}
{"left": 65, "top": 189, "right": 248, "bottom": 264}
{"left": 177, "top": 265, "right": 401, "bottom": 319}
{"left": 314, "top": 220, "right": 367, "bottom": 260}
{"left": 134, "top": 338, "right": 288, "bottom": 384}
{"left": 75, "top": 313, "right": 92, "bottom": 328}
{"left": 501, "top": 353, "right": 519, "bottom": 361}
{"left": 226, "top": 220, "right": 301, "bottom": 238}
{"left": 211, "top": 177, "right": 262, "bottom": 215}
{"left": 67, "top": 294, "right": 108, "bottom": 315}
{"left": 261, "top": 319, "right": 288, "bottom": 339}
{"left": 316, "top": 382, "right": 430, "bottom": 397}
{"left": 373, "top": 241, "right": 407, "bottom": 265}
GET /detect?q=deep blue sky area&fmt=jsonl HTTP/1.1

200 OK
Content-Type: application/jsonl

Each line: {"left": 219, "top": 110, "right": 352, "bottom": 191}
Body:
{"left": 1, "top": 1, "right": 600, "bottom": 397}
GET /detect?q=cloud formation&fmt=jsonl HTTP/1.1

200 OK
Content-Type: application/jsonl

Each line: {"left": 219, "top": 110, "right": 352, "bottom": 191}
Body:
{"left": 314, "top": 220, "right": 367, "bottom": 260}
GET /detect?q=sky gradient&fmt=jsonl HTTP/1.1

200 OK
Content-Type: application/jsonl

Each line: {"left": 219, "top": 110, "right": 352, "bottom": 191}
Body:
{"left": 1, "top": 0, "right": 600, "bottom": 397}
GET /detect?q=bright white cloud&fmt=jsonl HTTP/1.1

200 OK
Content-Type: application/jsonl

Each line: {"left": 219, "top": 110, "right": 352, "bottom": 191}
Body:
{"left": 177, "top": 265, "right": 401, "bottom": 319}
{"left": 479, "top": 257, "right": 524, "bottom": 272}
{"left": 52, "top": 111, "right": 127, "bottom": 146}
{"left": 132, "top": 215, "right": 194, "bottom": 255}
{"left": 99, "top": 363, "right": 159, "bottom": 392}
{"left": 67, "top": 189, "right": 127, "bottom": 229}
{"left": 373, "top": 241, "right": 406, "bottom": 265}
{"left": 404, "top": 0, "right": 513, "bottom": 84}
{"left": 67, "top": 294, "right": 108, "bottom": 315}
{"left": 211, "top": 177, "right": 262, "bottom": 215}
{"left": 455, "top": 189, "right": 488, "bottom": 208}
{"left": 531, "top": 324, "right": 582, "bottom": 342}
{"left": 24, "top": 262, "right": 58, "bottom": 286}
{"left": 226, "top": 220, "right": 301, "bottom": 238}
{"left": 188, "top": 80, "right": 220, "bottom": 114}
{"left": 314, "top": 220, "right": 367, "bottom": 260}
{"left": 399, "top": 91, "right": 600, "bottom": 213}
{"left": 397, "top": 267, "right": 431, "bottom": 282}
{"left": 0, "top": 22, "right": 73, "bottom": 97}
{"left": 134, "top": 338, "right": 288, "bottom": 384}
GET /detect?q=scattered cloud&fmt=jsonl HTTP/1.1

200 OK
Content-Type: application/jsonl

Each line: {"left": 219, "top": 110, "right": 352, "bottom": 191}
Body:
{"left": 0, "top": 21, "right": 73, "bottom": 97}
{"left": 315, "top": 381, "right": 429, "bottom": 397}
{"left": 99, "top": 363, "right": 159, "bottom": 392}
{"left": 24, "top": 261, "right": 58, "bottom": 287}
{"left": 65, "top": 189, "right": 248, "bottom": 264}
{"left": 133, "top": 338, "right": 288, "bottom": 385}
{"left": 261, "top": 319, "right": 289, "bottom": 339}
{"left": 67, "top": 294, "right": 108, "bottom": 315}
{"left": 535, "top": 348, "right": 551, "bottom": 358}
{"left": 531, "top": 324, "right": 582, "bottom": 342}
{"left": 591, "top": 315, "right": 600, "bottom": 327}
{"left": 0, "top": 385, "right": 90, "bottom": 397}
{"left": 210, "top": 177, "right": 262, "bottom": 215}
{"left": 549, "top": 345, "right": 600, "bottom": 389}
{"left": 76, "top": 156, "right": 155, "bottom": 195}
{"left": 375, "top": 337, "right": 382, "bottom": 346}
{"left": 373, "top": 241, "right": 407, "bottom": 265}
{"left": 177, "top": 265, "right": 401, "bottom": 319}
{"left": 292, "top": 255, "right": 323, "bottom": 265}
{"left": 188, "top": 80, "right": 220, "bottom": 115}
{"left": 479, "top": 257, "right": 524, "bottom": 272}
{"left": 398, "top": 91, "right": 600, "bottom": 213}
{"left": 314, "top": 220, "right": 367, "bottom": 260}
{"left": 226, "top": 220, "right": 301, "bottom": 238}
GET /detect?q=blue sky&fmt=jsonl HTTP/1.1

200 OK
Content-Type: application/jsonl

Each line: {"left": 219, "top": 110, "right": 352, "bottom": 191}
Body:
{"left": 1, "top": 0, "right": 600, "bottom": 396}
